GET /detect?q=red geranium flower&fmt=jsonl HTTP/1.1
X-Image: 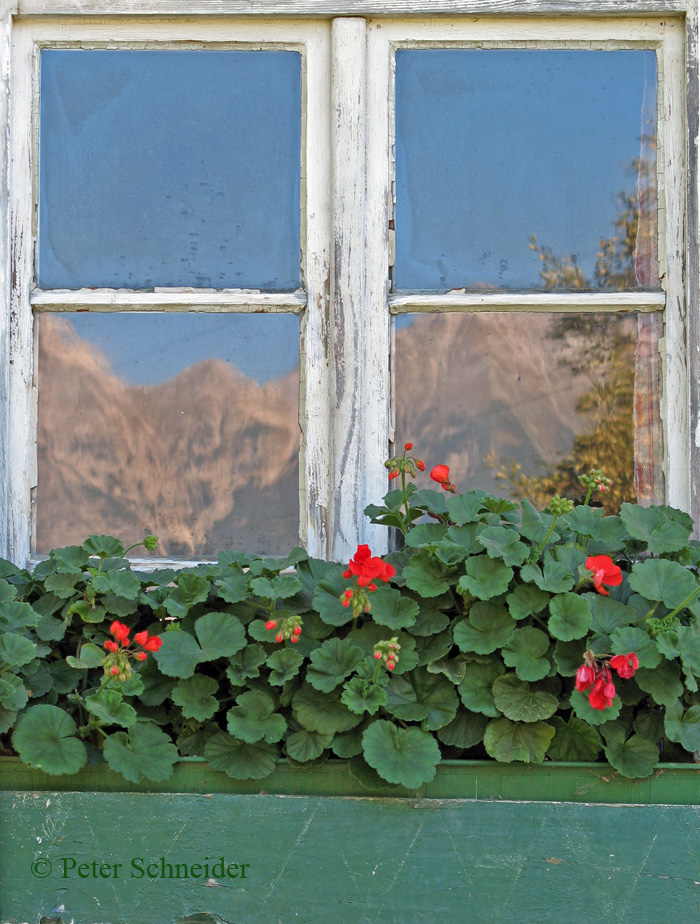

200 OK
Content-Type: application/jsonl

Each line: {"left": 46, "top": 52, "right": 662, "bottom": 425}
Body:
{"left": 430, "top": 465, "right": 457, "bottom": 493}
{"left": 610, "top": 652, "right": 639, "bottom": 679}
{"left": 586, "top": 555, "right": 623, "bottom": 596}
{"left": 109, "top": 621, "right": 130, "bottom": 645}
{"left": 346, "top": 544, "right": 396, "bottom": 587}
{"left": 575, "top": 664, "right": 595, "bottom": 692}
{"left": 588, "top": 676, "right": 616, "bottom": 710}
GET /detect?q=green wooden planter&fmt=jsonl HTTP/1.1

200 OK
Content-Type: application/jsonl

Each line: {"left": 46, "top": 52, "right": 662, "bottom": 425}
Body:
{"left": 2, "top": 757, "right": 700, "bottom": 924}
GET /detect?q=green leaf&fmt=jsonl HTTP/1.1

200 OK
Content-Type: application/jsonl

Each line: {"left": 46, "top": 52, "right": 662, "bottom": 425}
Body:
{"left": 12, "top": 705, "right": 87, "bottom": 775}
{"left": 547, "top": 715, "right": 601, "bottom": 761}
{"left": 331, "top": 724, "right": 367, "bottom": 758}
{"left": 404, "top": 523, "right": 448, "bottom": 548}
{"left": 83, "top": 535, "right": 125, "bottom": 559}
{"left": 385, "top": 668, "right": 458, "bottom": 730}
{"left": 194, "top": 612, "right": 246, "bottom": 661}
{"left": 0, "top": 633, "right": 36, "bottom": 667}
{"left": 312, "top": 573, "right": 355, "bottom": 626}
{"left": 163, "top": 574, "right": 211, "bottom": 619}
{"left": 214, "top": 570, "right": 250, "bottom": 604}
{"left": 548, "top": 593, "right": 592, "bottom": 642}
{"left": 362, "top": 719, "right": 440, "bottom": 788}
{"left": 91, "top": 569, "right": 141, "bottom": 600}
{"left": 445, "top": 492, "right": 486, "bottom": 525}
{"left": 154, "top": 630, "right": 202, "bottom": 679}
{"left": 369, "top": 585, "right": 419, "bottom": 630}
{"left": 502, "top": 627, "right": 551, "bottom": 681}
{"left": 634, "top": 709, "right": 665, "bottom": 743}
{"left": 307, "top": 638, "right": 364, "bottom": 693}
{"left": 285, "top": 728, "right": 333, "bottom": 762}
{"left": 635, "top": 661, "right": 683, "bottom": 707}
{"left": 602, "top": 724, "right": 659, "bottom": 779}
{"left": 44, "top": 572, "right": 83, "bottom": 598}
{"left": 411, "top": 489, "right": 448, "bottom": 516}
{"left": 620, "top": 504, "right": 691, "bottom": 555}
{"left": 250, "top": 574, "right": 302, "bottom": 601}
{"left": 453, "top": 602, "right": 515, "bottom": 655}
{"left": 484, "top": 717, "right": 555, "bottom": 763}
{"left": 411, "top": 595, "right": 451, "bottom": 636}
{"left": 65, "top": 643, "right": 105, "bottom": 670}
{"left": 553, "top": 639, "right": 588, "bottom": 676}
{"left": 137, "top": 659, "right": 175, "bottom": 706}
{"left": 563, "top": 505, "right": 606, "bottom": 537}
{"left": 520, "top": 561, "right": 575, "bottom": 594}
{"left": 103, "top": 722, "right": 177, "bottom": 782}
{"left": 204, "top": 733, "right": 277, "bottom": 779}
{"left": 586, "top": 593, "right": 636, "bottom": 636}
{"left": 347, "top": 625, "right": 418, "bottom": 675}
{"left": 226, "top": 645, "right": 267, "bottom": 686}
{"left": 346, "top": 753, "right": 400, "bottom": 791}
{"left": 226, "top": 691, "right": 286, "bottom": 744}
{"left": 171, "top": 675, "right": 219, "bottom": 721}
{"left": 84, "top": 689, "right": 138, "bottom": 728}
{"left": 664, "top": 700, "right": 700, "bottom": 751}
{"left": 506, "top": 585, "right": 550, "bottom": 621}
{"left": 459, "top": 557, "right": 513, "bottom": 601}
{"left": 610, "top": 627, "right": 662, "bottom": 669}
{"left": 0, "top": 673, "right": 29, "bottom": 711}
{"left": 49, "top": 544, "right": 89, "bottom": 573}
{"left": 292, "top": 684, "right": 362, "bottom": 735}
{"left": 341, "top": 677, "right": 387, "bottom": 715}
{"left": 570, "top": 688, "right": 622, "bottom": 725}
{"left": 415, "top": 629, "right": 452, "bottom": 666}
{"left": 427, "top": 654, "right": 467, "bottom": 685}
{"left": 457, "top": 661, "right": 505, "bottom": 717}
{"left": 69, "top": 601, "right": 107, "bottom": 624}
{"left": 492, "top": 674, "right": 558, "bottom": 723}
{"left": 520, "top": 498, "right": 559, "bottom": 545}
{"left": 628, "top": 558, "right": 698, "bottom": 609}
{"left": 404, "top": 551, "right": 451, "bottom": 598}
{"left": 437, "top": 709, "right": 488, "bottom": 748}
{"left": 263, "top": 648, "right": 302, "bottom": 687}
{"left": 0, "top": 601, "right": 40, "bottom": 630}
{"left": 478, "top": 527, "right": 529, "bottom": 567}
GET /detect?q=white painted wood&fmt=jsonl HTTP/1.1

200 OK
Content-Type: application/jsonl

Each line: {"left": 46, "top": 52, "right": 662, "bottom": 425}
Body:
{"left": 0, "top": 9, "right": 10, "bottom": 559}
{"left": 15, "top": 0, "right": 691, "bottom": 18}
{"left": 328, "top": 17, "right": 370, "bottom": 563}
{"left": 659, "top": 20, "right": 690, "bottom": 513}
{"left": 389, "top": 292, "right": 667, "bottom": 313}
{"left": 686, "top": 0, "right": 700, "bottom": 533}
{"left": 31, "top": 290, "right": 307, "bottom": 312}
{"left": 7, "top": 24, "right": 35, "bottom": 565}
{"left": 299, "top": 23, "right": 332, "bottom": 559}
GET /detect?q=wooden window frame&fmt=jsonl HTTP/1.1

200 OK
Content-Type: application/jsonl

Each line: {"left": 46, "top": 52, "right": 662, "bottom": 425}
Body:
{"left": 0, "top": 2, "right": 696, "bottom": 569}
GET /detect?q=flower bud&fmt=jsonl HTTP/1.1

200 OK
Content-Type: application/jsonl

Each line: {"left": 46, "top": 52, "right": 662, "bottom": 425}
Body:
{"left": 404, "top": 442, "right": 413, "bottom": 450}
{"left": 135, "top": 651, "right": 147, "bottom": 661}
{"left": 134, "top": 630, "right": 149, "bottom": 646}
{"left": 265, "top": 620, "right": 278, "bottom": 630}
{"left": 387, "top": 660, "right": 395, "bottom": 670}
{"left": 344, "top": 589, "right": 353, "bottom": 598}
{"left": 293, "top": 624, "right": 302, "bottom": 636}
{"left": 111, "top": 666, "right": 119, "bottom": 675}
{"left": 374, "top": 651, "right": 382, "bottom": 660}
{"left": 291, "top": 635, "right": 298, "bottom": 643}
{"left": 416, "top": 460, "right": 425, "bottom": 472}
{"left": 276, "top": 633, "right": 284, "bottom": 643}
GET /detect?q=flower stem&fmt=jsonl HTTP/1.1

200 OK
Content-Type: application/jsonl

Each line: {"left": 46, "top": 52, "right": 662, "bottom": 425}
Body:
{"left": 663, "top": 587, "right": 700, "bottom": 622}
{"left": 401, "top": 468, "right": 412, "bottom": 533}
{"left": 536, "top": 513, "right": 559, "bottom": 557}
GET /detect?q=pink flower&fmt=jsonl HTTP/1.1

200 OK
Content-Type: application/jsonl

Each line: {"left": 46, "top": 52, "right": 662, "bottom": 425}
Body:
{"left": 586, "top": 555, "right": 623, "bottom": 596}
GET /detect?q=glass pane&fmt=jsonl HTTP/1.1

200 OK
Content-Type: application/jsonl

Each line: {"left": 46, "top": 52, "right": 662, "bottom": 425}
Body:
{"left": 394, "top": 49, "right": 657, "bottom": 292}
{"left": 39, "top": 50, "right": 302, "bottom": 290}
{"left": 394, "top": 312, "right": 663, "bottom": 512}
{"left": 36, "top": 313, "right": 300, "bottom": 558}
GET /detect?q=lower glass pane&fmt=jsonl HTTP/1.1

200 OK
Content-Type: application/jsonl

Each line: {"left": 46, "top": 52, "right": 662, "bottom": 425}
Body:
{"left": 394, "top": 312, "right": 663, "bottom": 512}
{"left": 35, "top": 313, "right": 300, "bottom": 558}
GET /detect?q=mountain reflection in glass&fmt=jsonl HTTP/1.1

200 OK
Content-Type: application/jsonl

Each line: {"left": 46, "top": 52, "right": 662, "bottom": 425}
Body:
{"left": 394, "top": 312, "right": 663, "bottom": 511}
{"left": 39, "top": 49, "right": 301, "bottom": 290}
{"left": 35, "top": 313, "right": 300, "bottom": 558}
{"left": 394, "top": 49, "right": 657, "bottom": 291}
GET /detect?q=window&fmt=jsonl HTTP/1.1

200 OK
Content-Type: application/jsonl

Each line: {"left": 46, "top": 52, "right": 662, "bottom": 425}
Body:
{"left": 1, "top": 6, "right": 695, "bottom": 567}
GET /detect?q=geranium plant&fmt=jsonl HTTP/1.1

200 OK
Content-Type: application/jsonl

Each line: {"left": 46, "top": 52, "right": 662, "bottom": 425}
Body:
{"left": 2, "top": 450, "right": 700, "bottom": 789}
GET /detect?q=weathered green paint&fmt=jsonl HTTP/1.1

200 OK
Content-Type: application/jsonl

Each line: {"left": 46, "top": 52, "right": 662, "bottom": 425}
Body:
{"left": 2, "top": 759, "right": 700, "bottom": 924}
{"left": 2, "top": 756, "right": 700, "bottom": 802}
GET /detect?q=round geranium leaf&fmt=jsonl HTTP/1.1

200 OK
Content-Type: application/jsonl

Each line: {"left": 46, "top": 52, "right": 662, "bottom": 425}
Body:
{"left": 341, "top": 677, "right": 387, "bottom": 715}
{"left": 12, "top": 705, "right": 87, "bottom": 776}
{"left": 385, "top": 668, "right": 458, "bottom": 730}
{"left": 362, "top": 720, "right": 440, "bottom": 788}
{"left": 546, "top": 715, "right": 601, "bottom": 761}
{"left": 285, "top": 728, "right": 333, "bottom": 763}
{"left": 458, "top": 661, "right": 505, "bottom": 717}
{"left": 0, "top": 633, "right": 36, "bottom": 667}
{"left": 502, "top": 627, "right": 551, "bottom": 681}
{"left": 84, "top": 689, "right": 138, "bottom": 728}
{"left": 619, "top": 504, "right": 690, "bottom": 555}
{"left": 292, "top": 684, "right": 362, "bottom": 735}
{"left": 570, "top": 688, "right": 622, "bottom": 725}
{"left": 459, "top": 557, "right": 513, "bottom": 601}
{"left": 307, "top": 638, "right": 364, "bottom": 693}
{"left": 483, "top": 717, "right": 555, "bottom": 763}
{"left": 195, "top": 612, "right": 246, "bottom": 661}
{"left": 548, "top": 593, "right": 591, "bottom": 642}
{"left": 553, "top": 639, "right": 588, "bottom": 677}
{"left": 506, "top": 584, "right": 550, "bottom": 621}
{"left": 628, "top": 558, "right": 698, "bottom": 609}
{"left": 478, "top": 527, "right": 529, "bottom": 567}
{"left": 0, "top": 673, "right": 29, "bottom": 711}
{"left": 171, "top": 674, "right": 219, "bottom": 722}
{"left": 267, "top": 648, "right": 304, "bottom": 687}
{"left": 153, "top": 630, "right": 202, "bottom": 679}
{"left": 103, "top": 722, "right": 178, "bottom": 783}
{"left": 347, "top": 754, "right": 400, "bottom": 792}
{"left": 453, "top": 603, "right": 515, "bottom": 655}
{"left": 602, "top": 724, "right": 659, "bottom": 779}
{"left": 403, "top": 551, "right": 451, "bottom": 598}
{"left": 369, "top": 585, "right": 419, "bottom": 630}
{"left": 610, "top": 627, "right": 662, "bottom": 669}
{"left": 204, "top": 733, "right": 278, "bottom": 780}
{"left": 437, "top": 709, "right": 488, "bottom": 748}
{"left": 664, "top": 700, "right": 700, "bottom": 752}
{"left": 226, "top": 691, "right": 286, "bottom": 744}
{"left": 492, "top": 674, "right": 558, "bottom": 723}
{"left": 635, "top": 661, "right": 683, "bottom": 708}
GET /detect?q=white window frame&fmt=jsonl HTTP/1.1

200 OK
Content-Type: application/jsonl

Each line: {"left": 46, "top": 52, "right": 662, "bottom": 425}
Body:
{"left": 0, "top": 2, "right": 696, "bottom": 569}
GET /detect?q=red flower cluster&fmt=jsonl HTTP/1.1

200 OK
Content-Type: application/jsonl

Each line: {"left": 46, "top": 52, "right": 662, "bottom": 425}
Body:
{"left": 343, "top": 545, "right": 396, "bottom": 588}
{"left": 265, "top": 615, "right": 303, "bottom": 644}
{"left": 575, "top": 651, "right": 639, "bottom": 710}
{"left": 585, "top": 555, "right": 623, "bottom": 596}
{"left": 104, "top": 621, "right": 162, "bottom": 661}
{"left": 430, "top": 465, "right": 457, "bottom": 493}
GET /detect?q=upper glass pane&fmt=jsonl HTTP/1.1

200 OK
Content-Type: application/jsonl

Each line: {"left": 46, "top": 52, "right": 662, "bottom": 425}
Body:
{"left": 36, "top": 312, "right": 300, "bottom": 558}
{"left": 394, "top": 49, "right": 658, "bottom": 292}
{"left": 38, "top": 49, "right": 302, "bottom": 290}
